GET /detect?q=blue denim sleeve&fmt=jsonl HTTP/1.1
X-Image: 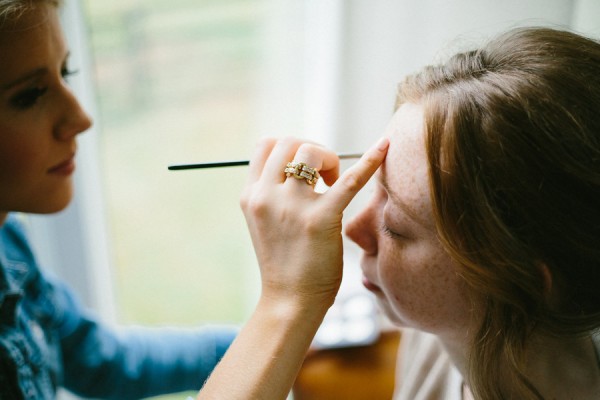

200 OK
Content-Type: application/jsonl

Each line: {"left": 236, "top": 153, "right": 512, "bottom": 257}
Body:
{"left": 50, "top": 276, "right": 237, "bottom": 399}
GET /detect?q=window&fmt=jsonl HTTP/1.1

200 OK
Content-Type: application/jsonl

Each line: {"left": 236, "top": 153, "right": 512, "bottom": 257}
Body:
{"left": 83, "top": 0, "right": 267, "bottom": 327}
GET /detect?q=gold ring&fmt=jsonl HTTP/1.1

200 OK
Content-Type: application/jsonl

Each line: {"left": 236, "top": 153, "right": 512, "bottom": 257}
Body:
{"left": 284, "top": 162, "right": 320, "bottom": 185}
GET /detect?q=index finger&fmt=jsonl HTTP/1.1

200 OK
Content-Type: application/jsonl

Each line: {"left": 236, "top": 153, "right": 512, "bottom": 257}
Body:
{"left": 324, "top": 137, "right": 389, "bottom": 211}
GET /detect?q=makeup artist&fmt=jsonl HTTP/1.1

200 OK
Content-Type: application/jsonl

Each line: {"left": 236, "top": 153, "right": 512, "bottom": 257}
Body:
{"left": 0, "top": 1, "right": 237, "bottom": 398}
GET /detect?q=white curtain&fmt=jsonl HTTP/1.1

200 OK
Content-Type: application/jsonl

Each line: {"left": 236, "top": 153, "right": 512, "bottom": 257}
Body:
{"left": 259, "top": 0, "right": 599, "bottom": 153}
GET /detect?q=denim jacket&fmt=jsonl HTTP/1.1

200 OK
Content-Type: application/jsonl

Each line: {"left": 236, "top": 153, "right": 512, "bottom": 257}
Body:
{"left": 0, "top": 214, "right": 236, "bottom": 399}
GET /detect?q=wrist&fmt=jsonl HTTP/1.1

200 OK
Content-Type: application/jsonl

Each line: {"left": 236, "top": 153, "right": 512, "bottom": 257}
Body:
{"left": 256, "top": 290, "right": 334, "bottom": 339}
{"left": 197, "top": 290, "right": 332, "bottom": 399}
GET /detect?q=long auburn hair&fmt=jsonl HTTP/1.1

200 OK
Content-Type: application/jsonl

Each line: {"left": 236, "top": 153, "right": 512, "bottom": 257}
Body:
{"left": 398, "top": 27, "right": 600, "bottom": 399}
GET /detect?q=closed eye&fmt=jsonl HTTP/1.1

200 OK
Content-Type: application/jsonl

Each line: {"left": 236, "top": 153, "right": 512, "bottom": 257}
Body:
{"left": 380, "top": 224, "right": 405, "bottom": 240}
{"left": 10, "top": 87, "right": 48, "bottom": 109}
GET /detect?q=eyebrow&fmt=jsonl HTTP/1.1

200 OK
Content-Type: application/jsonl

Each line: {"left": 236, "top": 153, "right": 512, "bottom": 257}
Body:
{"left": 2, "top": 68, "right": 48, "bottom": 91}
{"left": 379, "top": 171, "right": 429, "bottom": 227}
{"left": 2, "top": 51, "right": 70, "bottom": 91}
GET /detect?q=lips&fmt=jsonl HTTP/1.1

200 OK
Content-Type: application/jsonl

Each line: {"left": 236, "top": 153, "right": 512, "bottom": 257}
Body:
{"left": 48, "top": 155, "right": 75, "bottom": 175}
{"left": 362, "top": 275, "right": 382, "bottom": 293}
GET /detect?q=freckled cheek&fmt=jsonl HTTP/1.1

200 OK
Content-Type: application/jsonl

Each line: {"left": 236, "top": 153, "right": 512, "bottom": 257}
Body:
{"left": 377, "top": 245, "right": 464, "bottom": 326}
{"left": 376, "top": 245, "right": 420, "bottom": 305}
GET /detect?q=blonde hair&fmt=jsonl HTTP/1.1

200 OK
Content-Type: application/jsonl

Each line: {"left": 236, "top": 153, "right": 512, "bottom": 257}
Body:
{"left": 399, "top": 27, "right": 600, "bottom": 399}
{"left": 0, "top": 0, "right": 59, "bottom": 26}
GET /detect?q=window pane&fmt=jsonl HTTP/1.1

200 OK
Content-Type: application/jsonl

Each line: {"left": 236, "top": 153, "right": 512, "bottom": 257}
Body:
{"left": 83, "top": 0, "right": 264, "bottom": 327}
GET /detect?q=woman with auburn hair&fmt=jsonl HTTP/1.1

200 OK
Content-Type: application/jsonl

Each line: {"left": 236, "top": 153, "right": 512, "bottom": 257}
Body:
{"left": 197, "top": 27, "right": 600, "bottom": 399}
{"left": 396, "top": 27, "right": 600, "bottom": 399}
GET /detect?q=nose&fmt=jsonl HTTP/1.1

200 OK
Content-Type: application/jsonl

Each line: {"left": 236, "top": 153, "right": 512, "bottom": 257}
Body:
{"left": 54, "top": 83, "right": 93, "bottom": 141}
{"left": 345, "top": 197, "right": 380, "bottom": 255}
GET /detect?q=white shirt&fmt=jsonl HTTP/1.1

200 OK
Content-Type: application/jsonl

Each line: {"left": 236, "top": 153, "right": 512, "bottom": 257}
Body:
{"left": 394, "top": 329, "right": 600, "bottom": 400}
{"left": 394, "top": 329, "right": 463, "bottom": 400}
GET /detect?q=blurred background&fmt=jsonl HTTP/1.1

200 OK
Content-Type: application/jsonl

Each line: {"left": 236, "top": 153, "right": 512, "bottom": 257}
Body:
{"left": 24, "top": 0, "right": 599, "bottom": 399}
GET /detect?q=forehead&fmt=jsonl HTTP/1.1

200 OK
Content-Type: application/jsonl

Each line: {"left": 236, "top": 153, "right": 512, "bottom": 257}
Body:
{"left": 381, "top": 103, "right": 433, "bottom": 223}
{"left": 0, "top": 5, "right": 63, "bottom": 79}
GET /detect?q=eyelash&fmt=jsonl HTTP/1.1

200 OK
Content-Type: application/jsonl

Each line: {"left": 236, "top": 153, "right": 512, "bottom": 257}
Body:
{"left": 380, "top": 224, "right": 405, "bottom": 240}
{"left": 10, "top": 67, "right": 79, "bottom": 110}
{"left": 61, "top": 66, "right": 79, "bottom": 80}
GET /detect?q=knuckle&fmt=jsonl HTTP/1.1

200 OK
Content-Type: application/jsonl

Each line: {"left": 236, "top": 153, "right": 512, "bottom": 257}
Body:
{"left": 241, "top": 191, "right": 270, "bottom": 218}
{"left": 297, "top": 142, "right": 318, "bottom": 154}
{"left": 257, "top": 136, "right": 276, "bottom": 147}
{"left": 239, "top": 194, "right": 248, "bottom": 211}
{"left": 281, "top": 136, "right": 301, "bottom": 148}
{"left": 341, "top": 170, "right": 364, "bottom": 192}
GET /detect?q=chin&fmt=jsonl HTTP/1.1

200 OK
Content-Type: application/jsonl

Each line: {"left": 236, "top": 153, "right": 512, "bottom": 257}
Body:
{"left": 45, "top": 195, "right": 73, "bottom": 214}
{"left": 23, "top": 200, "right": 72, "bottom": 215}
{"left": 44, "top": 201, "right": 72, "bottom": 214}
{"left": 32, "top": 187, "right": 74, "bottom": 214}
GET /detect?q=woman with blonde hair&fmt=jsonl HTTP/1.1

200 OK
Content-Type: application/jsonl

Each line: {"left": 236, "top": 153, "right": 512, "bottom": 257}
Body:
{"left": 0, "top": 1, "right": 236, "bottom": 398}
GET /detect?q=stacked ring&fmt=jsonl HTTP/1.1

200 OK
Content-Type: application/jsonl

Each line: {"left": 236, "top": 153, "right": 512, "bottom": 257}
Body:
{"left": 284, "top": 162, "right": 320, "bottom": 185}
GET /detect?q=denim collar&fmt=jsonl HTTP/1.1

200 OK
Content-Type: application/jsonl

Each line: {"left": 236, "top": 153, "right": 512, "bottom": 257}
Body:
{"left": 0, "top": 216, "right": 31, "bottom": 324}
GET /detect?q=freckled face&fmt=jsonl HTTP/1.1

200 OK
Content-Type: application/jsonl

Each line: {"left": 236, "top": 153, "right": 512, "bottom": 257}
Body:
{"left": 0, "top": 4, "right": 92, "bottom": 221}
{"left": 346, "top": 103, "right": 475, "bottom": 341}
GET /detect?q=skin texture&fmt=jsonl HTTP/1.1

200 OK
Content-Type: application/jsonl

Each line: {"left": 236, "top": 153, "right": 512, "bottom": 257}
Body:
{"left": 0, "top": 4, "right": 92, "bottom": 224}
{"left": 347, "top": 103, "right": 600, "bottom": 399}
{"left": 346, "top": 103, "right": 476, "bottom": 344}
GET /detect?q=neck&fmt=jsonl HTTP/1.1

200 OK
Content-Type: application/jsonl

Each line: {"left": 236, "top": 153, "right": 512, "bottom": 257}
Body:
{"left": 525, "top": 333, "right": 600, "bottom": 399}
{"left": 0, "top": 212, "right": 7, "bottom": 226}
{"left": 438, "top": 334, "right": 470, "bottom": 381}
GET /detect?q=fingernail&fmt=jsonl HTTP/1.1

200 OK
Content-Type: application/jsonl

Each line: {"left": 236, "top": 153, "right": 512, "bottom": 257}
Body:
{"left": 375, "top": 137, "right": 390, "bottom": 151}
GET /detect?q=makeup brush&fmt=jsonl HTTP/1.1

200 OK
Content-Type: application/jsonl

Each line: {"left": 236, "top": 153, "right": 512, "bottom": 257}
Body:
{"left": 168, "top": 153, "right": 363, "bottom": 170}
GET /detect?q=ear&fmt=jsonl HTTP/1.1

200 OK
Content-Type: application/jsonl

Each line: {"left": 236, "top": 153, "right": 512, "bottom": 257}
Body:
{"left": 538, "top": 263, "right": 560, "bottom": 308}
{"left": 538, "top": 263, "right": 553, "bottom": 296}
